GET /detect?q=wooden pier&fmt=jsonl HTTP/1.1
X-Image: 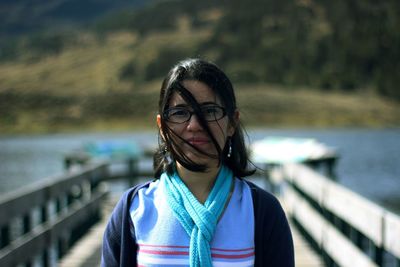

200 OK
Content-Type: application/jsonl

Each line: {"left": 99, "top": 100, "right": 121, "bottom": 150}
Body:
{"left": 1, "top": 143, "right": 400, "bottom": 267}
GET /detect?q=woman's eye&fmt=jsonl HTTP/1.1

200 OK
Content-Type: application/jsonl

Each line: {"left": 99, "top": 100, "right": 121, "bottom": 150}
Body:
{"left": 203, "top": 107, "right": 218, "bottom": 115}
{"left": 171, "top": 109, "right": 188, "bottom": 117}
{"left": 203, "top": 107, "right": 221, "bottom": 121}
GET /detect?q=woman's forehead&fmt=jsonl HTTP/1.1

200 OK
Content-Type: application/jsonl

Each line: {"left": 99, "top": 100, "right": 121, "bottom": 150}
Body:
{"left": 169, "top": 80, "right": 221, "bottom": 106}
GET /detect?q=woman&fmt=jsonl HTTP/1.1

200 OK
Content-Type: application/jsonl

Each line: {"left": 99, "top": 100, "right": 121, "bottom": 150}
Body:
{"left": 101, "top": 59, "right": 294, "bottom": 267}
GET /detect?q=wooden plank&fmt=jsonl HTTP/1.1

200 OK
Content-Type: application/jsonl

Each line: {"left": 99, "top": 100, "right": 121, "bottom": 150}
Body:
{"left": 285, "top": 163, "right": 385, "bottom": 247}
{"left": 324, "top": 178, "right": 385, "bottom": 246}
{"left": 0, "top": 162, "right": 108, "bottom": 226}
{"left": 291, "top": 223, "right": 324, "bottom": 267}
{"left": 280, "top": 164, "right": 397, "bottom": 266}
{"left": 285, "top": 163, "right": 325, "bottom": 205}
{"left": 324, "top": 223, "right": 378, "bottom": 267}
{"left": 0, "top": 189, "right": 108, "bottom": 266}
{"left": 58, "top": 216, "right": 107, "bottom": 267}
{"left": 279, "top": 193, "right": 325, "bottom": 266}
{"left": 284, "top": 185, "right": 378, "bottom": 267}
{"left": 285, "top": 187, "right": 326, "bottom": 246}
{"left": 59, "top": 196, "right": 119, "bottom": 267}
{"left": 49, "top": 162, "right": 108, "bottom": 198}
{"left": 384, "top": 211, "right": 400, "bottom": 258}
{"left": 0, "top": 182, "right": 49, "bottom": 225}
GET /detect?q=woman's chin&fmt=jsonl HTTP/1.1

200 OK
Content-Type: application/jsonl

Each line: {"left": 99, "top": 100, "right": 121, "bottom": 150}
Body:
{"left": 189, "top": 156, "right": 219, "bottom": 168}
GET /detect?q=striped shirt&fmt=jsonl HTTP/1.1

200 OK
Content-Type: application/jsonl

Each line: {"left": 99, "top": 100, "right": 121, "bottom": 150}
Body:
{"left": 130, "top": 178, "right": 255, "bottom": 267}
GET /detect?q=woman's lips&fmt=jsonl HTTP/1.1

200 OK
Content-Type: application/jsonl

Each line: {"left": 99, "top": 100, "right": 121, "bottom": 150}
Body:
{"left": 187, "top": 138, "right": 210, "bottom": 146}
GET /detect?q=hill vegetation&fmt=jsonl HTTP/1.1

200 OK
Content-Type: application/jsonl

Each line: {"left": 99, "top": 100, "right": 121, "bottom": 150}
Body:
{"left": 0, "top": 0, "right": 150, "bottom": 37}
{"left": 0, "top": 0, "right": 399, "bottom": 133}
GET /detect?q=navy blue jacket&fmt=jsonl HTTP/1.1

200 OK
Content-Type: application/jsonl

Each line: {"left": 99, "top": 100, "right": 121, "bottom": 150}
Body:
{"left": 101, "top": 180, "right": 294, "bottom": 267}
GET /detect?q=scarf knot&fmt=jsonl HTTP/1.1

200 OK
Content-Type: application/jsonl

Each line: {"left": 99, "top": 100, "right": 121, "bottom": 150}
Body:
{"left": 161, "top": 165, "right": 233, "bottom": 267}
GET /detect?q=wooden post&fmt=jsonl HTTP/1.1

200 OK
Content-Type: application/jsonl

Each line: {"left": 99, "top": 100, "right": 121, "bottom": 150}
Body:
{"left": 42, "top": 248, "right": 50, "bottom": 267}
{"left": 67, "top": 191, "right": 74, "bottom": 207}
{"left": 0, "top": 225, "right": 10, "bottom": 249}
{"left": 23, "top": 213, "right": 31, "bottom": 234}
{"left": 41, "top": 203, "right": 48, "bottom": 223}
{"left": 374, "top": 245, "right": 383, "bottom": 266}
{"left": 56, "top": 197, "right": 62, "bottom": 214}
{"left": 57, "top": 234, "right": 69, "bottom": 259}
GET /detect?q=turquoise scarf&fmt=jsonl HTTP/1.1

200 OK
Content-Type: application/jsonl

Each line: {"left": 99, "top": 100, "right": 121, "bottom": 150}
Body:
{"left": 161, "top": 165, "right": 233, "bottom": 267}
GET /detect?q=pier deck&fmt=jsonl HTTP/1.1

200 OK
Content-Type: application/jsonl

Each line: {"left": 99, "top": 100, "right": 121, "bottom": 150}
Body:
{"left": 59, "top": 194, "right": 324, "bottom": 267}
{"left": 59, "top": 195, "right": 118, "bottom": 267}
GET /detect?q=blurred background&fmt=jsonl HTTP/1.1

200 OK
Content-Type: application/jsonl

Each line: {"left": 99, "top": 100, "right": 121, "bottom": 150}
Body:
{"left": 0, "top": 0, "right": 399, "bottom": 210}
{"left": 0, "top": 0, "right": 399, "bottom": 132}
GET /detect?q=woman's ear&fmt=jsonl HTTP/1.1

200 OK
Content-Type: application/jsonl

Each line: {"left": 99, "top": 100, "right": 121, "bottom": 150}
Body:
{"left": 157, "top": 114, "right": 162, "bottom": 129}
{"left": 157, "top": 114, "right": 166, "bottom": 141}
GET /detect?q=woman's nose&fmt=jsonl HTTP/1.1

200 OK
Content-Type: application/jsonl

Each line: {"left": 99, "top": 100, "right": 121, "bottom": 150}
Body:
{"left": 187, "top": 114, "right": 203, "bottom": 131}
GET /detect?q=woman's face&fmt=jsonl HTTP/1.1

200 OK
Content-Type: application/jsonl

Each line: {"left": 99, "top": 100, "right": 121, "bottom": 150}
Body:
{"left": 158, "top": 80, "right": 236, "bottom": 167}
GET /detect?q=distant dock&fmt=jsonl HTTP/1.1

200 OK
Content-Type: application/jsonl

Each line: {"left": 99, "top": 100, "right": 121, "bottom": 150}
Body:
{"left": 1, "top": 139, "right": 399, "bottom": 267}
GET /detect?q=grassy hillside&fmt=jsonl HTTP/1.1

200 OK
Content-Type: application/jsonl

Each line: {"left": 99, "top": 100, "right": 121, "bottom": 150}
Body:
{"left": 236, "top": 85, "right": 400, "bottom": 129}
{"left": 0, "top": 24, "right": 216, "bottom": 133}
{"left": 0, "top": 20, "right": 211, "bottom": 94}
{"left": 2, "top": 84, "right": 399, "bottom": 134}
{"left": 0, "top": 0, "right": 399, "bottom": 134}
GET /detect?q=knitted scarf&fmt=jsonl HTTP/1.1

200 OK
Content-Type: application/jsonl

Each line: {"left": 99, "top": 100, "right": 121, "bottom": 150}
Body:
{"left": 161, "top": 165, "right": 233, "bottom": 267}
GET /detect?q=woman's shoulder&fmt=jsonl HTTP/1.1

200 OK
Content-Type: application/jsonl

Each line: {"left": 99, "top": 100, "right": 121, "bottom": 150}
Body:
{"left": 123, "top": 179, "right": 160, "bottom": 203}
{"left": 243, "top": 179, "right": 275, "bottom": 198}
{"left": 112, "top": 180, "right": 156, "bottom": 209}
{"left": 243, "top": 179, "right": 285, "bottom": 214}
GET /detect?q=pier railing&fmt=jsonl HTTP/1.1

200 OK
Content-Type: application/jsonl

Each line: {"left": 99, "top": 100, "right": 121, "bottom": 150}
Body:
{"left": 267, "top": 163, "right": 400, "bottom": 267}
{"left": 0, "top": 161, "right": 109, "bottom": 267}
{"left": 2, "top": 148, "right": 399, "bottom": 267}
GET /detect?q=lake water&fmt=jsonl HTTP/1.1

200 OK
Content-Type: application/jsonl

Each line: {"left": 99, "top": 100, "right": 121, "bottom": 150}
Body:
{"left": 0, "top": 128, "right": 399, "bottom": 214}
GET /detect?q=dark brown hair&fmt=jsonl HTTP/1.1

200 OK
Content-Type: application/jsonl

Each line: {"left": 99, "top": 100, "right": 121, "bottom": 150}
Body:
{"left": 153, "top": 58, "right": 255, "bottom": 178}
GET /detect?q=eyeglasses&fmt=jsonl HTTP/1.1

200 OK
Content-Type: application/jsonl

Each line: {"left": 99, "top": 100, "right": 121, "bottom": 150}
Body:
{"left": 163, "top": 105, "right": 227, "bottom": 124}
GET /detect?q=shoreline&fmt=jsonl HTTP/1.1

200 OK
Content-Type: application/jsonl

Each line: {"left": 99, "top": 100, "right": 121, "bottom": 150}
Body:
{"left": 1, "top": 122, "right": 399, "bottom": 138}
{"left": 1, "top": 85, "right": 399, "bottom": 135}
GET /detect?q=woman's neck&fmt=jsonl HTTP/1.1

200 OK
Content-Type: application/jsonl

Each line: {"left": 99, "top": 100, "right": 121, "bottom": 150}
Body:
{"left": 176, "top": 163, "right": 220, "bottom": 204}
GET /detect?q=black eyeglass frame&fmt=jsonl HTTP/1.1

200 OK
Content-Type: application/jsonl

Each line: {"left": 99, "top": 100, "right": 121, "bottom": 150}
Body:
{"left": 162, "top": 105, "right": 227, "bottom": 124}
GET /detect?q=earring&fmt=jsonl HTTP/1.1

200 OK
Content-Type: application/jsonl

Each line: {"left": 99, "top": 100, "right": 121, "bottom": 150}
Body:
{"left": 227, "top": 138, "right": 232, "bottom": 158}
{"left": 164, "top": 145, "right": 173, "bottom": 164}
